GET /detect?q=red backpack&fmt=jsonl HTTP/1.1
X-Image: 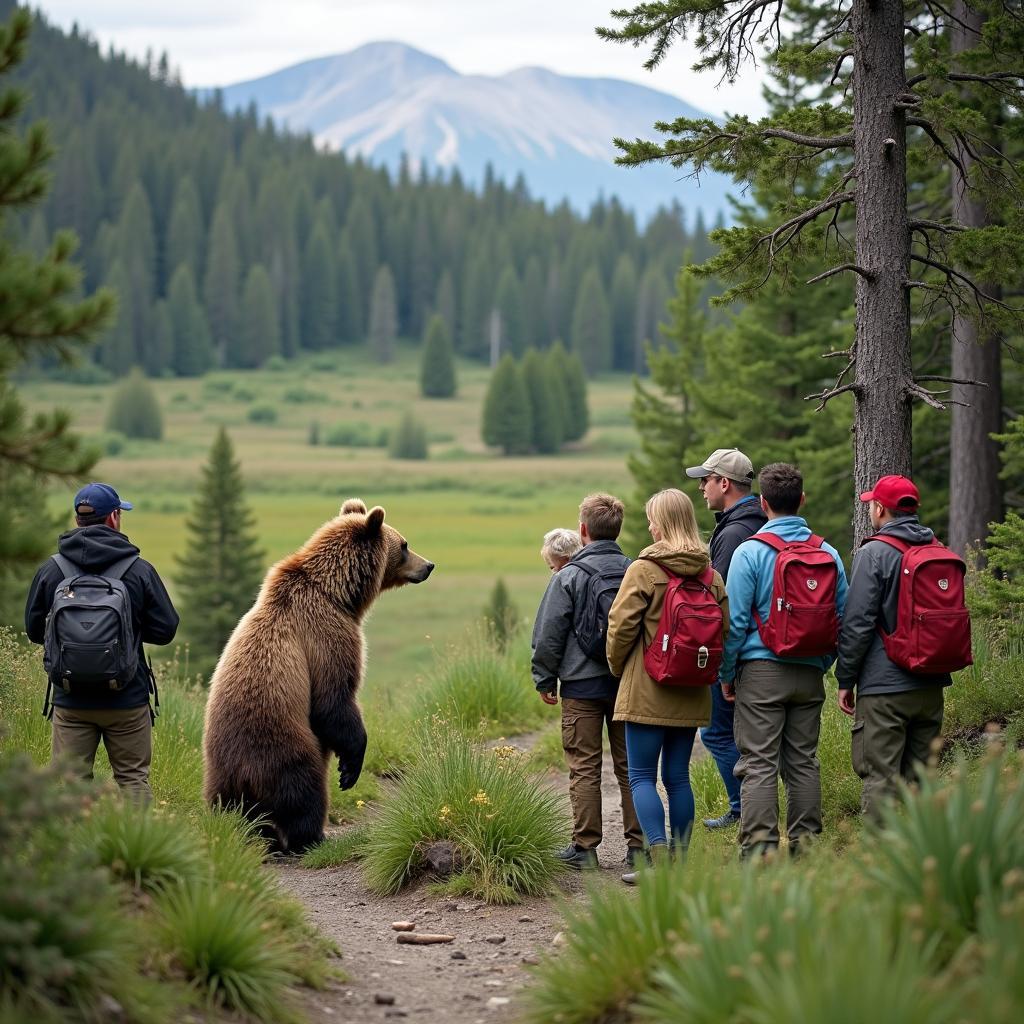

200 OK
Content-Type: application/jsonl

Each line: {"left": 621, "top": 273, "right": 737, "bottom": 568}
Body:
{"left": 641, "top": 562, "right": 724, "bottom": 687}
{"left": 866, "top": 535, "right": 973, "bottom": 673}
{"left": 750, "top": 533, "right": 840, "bottom": 658}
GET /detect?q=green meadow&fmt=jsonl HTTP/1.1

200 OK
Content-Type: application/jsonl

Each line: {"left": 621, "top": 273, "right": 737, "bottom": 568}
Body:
{"left": 18, "top": 345, "right": 640, "bottom": 697}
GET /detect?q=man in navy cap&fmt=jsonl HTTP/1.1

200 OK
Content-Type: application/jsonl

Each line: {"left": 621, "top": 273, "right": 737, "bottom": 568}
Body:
{"left": 25, "top": 483, "right": 179, "bottom": 802}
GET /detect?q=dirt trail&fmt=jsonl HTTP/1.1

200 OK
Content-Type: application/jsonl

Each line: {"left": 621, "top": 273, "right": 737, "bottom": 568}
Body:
{"left": 276, "top": 736, "right": 710, "bottom": 1022}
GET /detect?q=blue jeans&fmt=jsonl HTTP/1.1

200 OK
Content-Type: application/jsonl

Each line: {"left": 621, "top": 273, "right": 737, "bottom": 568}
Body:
{"left": 624, "top": 722, "right": 698, "bottom": 847}
{"left": 700, "top": 683, "right": 742, "bottom": 814}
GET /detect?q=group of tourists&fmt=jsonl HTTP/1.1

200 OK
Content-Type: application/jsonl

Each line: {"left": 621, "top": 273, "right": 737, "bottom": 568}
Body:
{"left": 531, "top": 450, "right": 971, "bottom": 881}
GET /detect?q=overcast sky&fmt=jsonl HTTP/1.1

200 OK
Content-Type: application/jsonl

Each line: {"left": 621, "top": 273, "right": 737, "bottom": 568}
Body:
{"left": 35, "top": 1, "right": 769, "bottom": 118}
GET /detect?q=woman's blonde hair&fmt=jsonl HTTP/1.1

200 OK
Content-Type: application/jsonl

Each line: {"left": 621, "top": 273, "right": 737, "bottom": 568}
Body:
{"left": 541, "top": 528, "right": 582, "bottom": 563}
{"left": 644, "top": 488, "right": 706, "bottom": 553}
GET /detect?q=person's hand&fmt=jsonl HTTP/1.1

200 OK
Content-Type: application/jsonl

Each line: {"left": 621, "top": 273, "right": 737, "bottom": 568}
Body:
{"left": 540, "top": 691, "right": 558, "bottom": 706}
{"left": 838, "top": 689, "right": 856, "bottom": 716}
{"left": 721, "top": 681, "right": 735, "bottom": 703}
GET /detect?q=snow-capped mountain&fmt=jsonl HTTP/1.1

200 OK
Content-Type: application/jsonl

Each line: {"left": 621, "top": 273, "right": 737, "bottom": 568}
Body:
{"left": 213, "top": 42, "right": 733, "bottom": 221}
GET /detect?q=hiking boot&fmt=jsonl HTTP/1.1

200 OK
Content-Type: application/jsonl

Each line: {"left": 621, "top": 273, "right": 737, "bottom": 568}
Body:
{"left": 621, "top": 843, "right": 669, "bottom": 884}
{"left": 556, "top": 844, "right": 598, "bottom": 870}
{"left": 702, "top": 809, "right": 740, "bottom": 830}
{"left": 624, "top": 846, "right": 650, "bottom": 869}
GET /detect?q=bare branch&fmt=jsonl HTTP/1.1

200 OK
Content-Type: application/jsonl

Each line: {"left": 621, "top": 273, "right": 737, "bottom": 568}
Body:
{"left": 915, "top": 375, "right": 989, "bottom": 387}
{"left": 910, "top": 253, "right": 1019, "bottom": 314}
{"left": 830, "top": 49, "right": 854, "bottom": 85}
{"left": 822, "top": 348, "right": 853, "bottom": 359}
{"left": 807, "top": 263, "right": 874, "bottom": 285}
{"left": 907, "top": 383, "right": 948, "bottom": 410}
{"left": 907, "top": 116, "right": 969, "bottom": 180}
{"left": 804, "top": 382, "right": 860, "bottom": 410}
{"left": 908, "top": 218, "right": 968, "bottom": 234}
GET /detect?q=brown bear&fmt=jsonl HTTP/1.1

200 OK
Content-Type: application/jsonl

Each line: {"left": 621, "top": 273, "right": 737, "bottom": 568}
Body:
{"left": 202, "top": 499, "right": 433, "bottom": 853}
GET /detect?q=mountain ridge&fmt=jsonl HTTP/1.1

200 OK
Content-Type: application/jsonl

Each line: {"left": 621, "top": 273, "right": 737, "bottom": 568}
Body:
{"left": 212, "top": 41, "right": 733, "bottom": 220}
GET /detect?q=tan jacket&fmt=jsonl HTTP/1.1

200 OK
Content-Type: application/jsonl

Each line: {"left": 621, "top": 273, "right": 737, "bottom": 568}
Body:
{"left": 608, "top": 543, "right": 729, "bottom": 727}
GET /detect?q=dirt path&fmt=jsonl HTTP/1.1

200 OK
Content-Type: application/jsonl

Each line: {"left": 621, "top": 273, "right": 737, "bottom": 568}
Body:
{"left": 276, "top": 735, "right": 710, "bottom": 1022}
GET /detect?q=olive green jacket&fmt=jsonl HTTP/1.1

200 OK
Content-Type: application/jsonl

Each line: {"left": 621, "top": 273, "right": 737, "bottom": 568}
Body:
{"left": 608, "top": 543, "right": 729, "bottom": 727}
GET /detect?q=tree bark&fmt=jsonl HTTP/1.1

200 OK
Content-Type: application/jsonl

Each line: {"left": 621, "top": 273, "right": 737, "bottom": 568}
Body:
{"left": 948, "top": 0, "right": 1003, "bottom": 557}
{"left": 851, "top": 0, "right": 913, "bottom": 547}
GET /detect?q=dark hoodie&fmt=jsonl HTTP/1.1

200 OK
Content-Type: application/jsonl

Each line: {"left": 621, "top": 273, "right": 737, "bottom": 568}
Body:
{"left": 836, "top": 516, "right": 952, "bottom": 696}
{"left": 25, "top": 525, "right": 179, "bottom": 709}
{"left": 709, "top": 494, "right": 768, "bottom": 581}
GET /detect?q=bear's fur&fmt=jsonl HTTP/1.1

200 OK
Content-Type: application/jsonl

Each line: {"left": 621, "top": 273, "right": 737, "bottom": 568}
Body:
{"left": 202, "top": 499, "right": 433, "bottom": 853}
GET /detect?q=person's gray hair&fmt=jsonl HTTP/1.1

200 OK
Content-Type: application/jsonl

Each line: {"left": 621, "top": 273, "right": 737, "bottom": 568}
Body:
{"left": 541, "top": 528, "right": 582, "bottom": 562}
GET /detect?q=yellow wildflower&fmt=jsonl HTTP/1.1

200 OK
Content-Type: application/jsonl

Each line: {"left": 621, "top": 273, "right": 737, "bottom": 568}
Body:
{"left": 356, "top": 799, "right": 366, "bottom": 809}
{"left": 470, "top": 790, "right": 491, "bottom": 806}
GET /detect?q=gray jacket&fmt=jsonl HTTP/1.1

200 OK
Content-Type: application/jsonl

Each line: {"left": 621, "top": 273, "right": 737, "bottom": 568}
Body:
{"left": 836, "top": 517, "right": 952, "bottom": 696}
{"left": 531, "top": 540, "right": 630, "bottom": 701}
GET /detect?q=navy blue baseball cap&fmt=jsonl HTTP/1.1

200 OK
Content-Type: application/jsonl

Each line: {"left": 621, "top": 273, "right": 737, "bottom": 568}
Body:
{"left": 73, "top": 483, "right": 133, "bottom": 517}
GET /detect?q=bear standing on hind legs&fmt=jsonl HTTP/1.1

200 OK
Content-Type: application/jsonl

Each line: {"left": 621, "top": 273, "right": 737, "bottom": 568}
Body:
{"left": 203, "top": 499, "right": 434, "bottom": 854}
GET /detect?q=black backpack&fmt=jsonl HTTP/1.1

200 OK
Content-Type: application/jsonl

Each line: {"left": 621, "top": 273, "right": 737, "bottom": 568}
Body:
{"left": 42, "top": 553, "right": 140, "bottom": 698}
{"left": 572, "top": 556, "right": 630, "bottom": 665}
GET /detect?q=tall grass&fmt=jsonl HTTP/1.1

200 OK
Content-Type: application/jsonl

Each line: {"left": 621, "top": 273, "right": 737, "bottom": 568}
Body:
{"left": 412, "top": 630, "right": 546, "bottom": 737}
{"left": 361, "top": 719, "right": 569, "bottom": 903}
{"left": 525, "top": 749, "right": 1024, "bottom": 1024}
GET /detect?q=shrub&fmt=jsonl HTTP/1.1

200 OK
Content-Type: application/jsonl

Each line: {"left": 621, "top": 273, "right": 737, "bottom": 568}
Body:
{"left": 324, "top": 421, "right": 387, "bottom": 448}
{"left": 282, "top": 386, "right": 327, "bottom": 404}
{"left": 155, "top": 880, "right": 303, "bottom": 1022}
{"left": 307, "top": 419, "right": 320, "bottom": 445}
{"left": 105, "top": 367, "right": 163, "bottom": 439}
{"left": 865, "top": 750, "right": 1024, "bottom": 951}
{"left": 414, "top": 631, "right": 545, "bottom": 736}
{"left": 389, "top": 411, "right": 428, "bottom": 459}
{"left": 361, "top": 720, "right": 568, "bottom": 903}
{"left": 99, "top": 430, "right": 125, "bottom": 455}
{"left": 82, "top": 800, "right": 205, "bottom": 892}
{"left": 263, "top": 355, "right": 287, "bottom": 372}
{"left": 527, "top": 722, "right": 565, "bottom": 772}
{"left": 247, "top": 403, "right": 278, "bottom": 423}
{"left": 0, "top": 752, "right": 155, "bottom": 1021}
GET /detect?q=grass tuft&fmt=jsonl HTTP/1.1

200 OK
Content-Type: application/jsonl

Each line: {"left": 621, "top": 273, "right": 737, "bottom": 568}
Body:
{"left": 302, "top": 826, "right": 370, "bottom": 868}
{"left": 361, "top": 719, "right": 568, "bottom": 903}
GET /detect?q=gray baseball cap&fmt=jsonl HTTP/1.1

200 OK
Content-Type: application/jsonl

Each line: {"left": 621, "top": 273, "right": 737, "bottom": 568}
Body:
{"left": 684, "top": 448, "right": 755, "bottom": 483}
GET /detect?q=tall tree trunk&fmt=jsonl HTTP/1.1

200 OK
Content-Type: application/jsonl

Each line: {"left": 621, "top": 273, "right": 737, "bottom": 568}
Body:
{"left": 851, "top": 0, "right": 913, "bottom": 547}
{"left": 948, "top": 0, "right": 1003, "bottom": 557}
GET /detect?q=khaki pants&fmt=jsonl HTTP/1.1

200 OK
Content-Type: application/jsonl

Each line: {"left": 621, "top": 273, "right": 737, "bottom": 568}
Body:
{"left": 852, "top": 688, "right": 944, "bottom": 822}
{"left": 51, "top": 705, "right": 153, "bottom": 804}
{"left": 734, "top": 660, "right": 825, "bottom": 852}
{"left": 561, "top": 697, "right": 643, "bottom": 851}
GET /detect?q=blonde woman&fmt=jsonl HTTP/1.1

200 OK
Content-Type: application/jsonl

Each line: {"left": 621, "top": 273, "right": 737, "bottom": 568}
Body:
{"left": 607, "top": 488, "right": 729, "bottom": 882}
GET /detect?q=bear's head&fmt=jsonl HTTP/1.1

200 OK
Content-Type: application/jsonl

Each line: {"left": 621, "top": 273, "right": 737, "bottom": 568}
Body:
{"left": 302, "top": 499, "right": 433, "bottom": 610}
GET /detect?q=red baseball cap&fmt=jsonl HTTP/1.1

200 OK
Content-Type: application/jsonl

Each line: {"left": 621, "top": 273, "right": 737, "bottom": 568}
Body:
{"left": 859, "top": 475, "right": 920, "bottom": 512}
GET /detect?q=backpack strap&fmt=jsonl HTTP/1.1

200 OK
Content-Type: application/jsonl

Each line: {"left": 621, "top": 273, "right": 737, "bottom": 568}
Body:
{"left": 639, "top": 557, "right": 680, "bottom": 583}
{"left": 697, "top": 566, "right": 716, "bottom": 588}
{"left": 864, "top": 534, "right": 911, "bottom": 554}
{"left": 103, "top": 554, "right": 139, "bottom": 581}
{"left": 50, "top": 553, "right": 82, "bottom": 579}
{"left": 749, "top": 532, "right": 785, "bottom": 552}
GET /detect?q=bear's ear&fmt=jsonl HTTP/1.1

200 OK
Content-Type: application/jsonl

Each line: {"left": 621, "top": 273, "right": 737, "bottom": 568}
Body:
{"left": 365, "top": 506, "right": 385, "bottom": 535}
{"left": 341, "top": 498, "right": 367, "bottom": 515}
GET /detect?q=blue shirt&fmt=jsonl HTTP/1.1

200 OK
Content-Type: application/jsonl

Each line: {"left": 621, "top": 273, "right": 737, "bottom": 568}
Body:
{"left": 719, "top": 516, "right": 848, "bottom": 683}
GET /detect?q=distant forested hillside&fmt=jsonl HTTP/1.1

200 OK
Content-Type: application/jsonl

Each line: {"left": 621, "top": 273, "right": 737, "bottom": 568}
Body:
{"left": 12, "top": 10, "right": 717, "bottom": 378}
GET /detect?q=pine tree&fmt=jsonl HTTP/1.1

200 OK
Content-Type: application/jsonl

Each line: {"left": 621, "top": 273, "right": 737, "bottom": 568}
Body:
{"left": 522, "top": 348, "right": 562, "bottom": 453}
{"left": 0, "top": 8, "right": 113, "bottom": 622}
{"left": 105, "top": 367, "right": 163, "bottom": 439}
{"left": 203, "top": 202, "right": 239, "bottom": 363}
{"left": 494, "top": 265, "right": 524, "bottom": 358}
{"left": 97, "top": 259, "right": 135, "bottom": 373}
{"left": 301, "top": 221, "right": 336, "bottom": 349}
{"left": 335, "top": 238, "right": 362, "bottom": 343}
{"left": 434, "top": 269, "right": 456, "bottom": 340}
{"left": 389, "top": 411, "right": 428, "bottom": 460}
{"left": 147, "top": 299, "right": 173, "bottom": 376}
{"left": 481, "top": 354, "right": 532, "bottom": 455}
{"left": 232, "top": 264, "right": 279, "bottom": 368}
{"left": 113, "top": 181, "right": 154, "bottom": 362}
{"left": 368, "top": 264, "right": 398, "bottom": 363}
{"left": 610, "top": 253, "right": 638, "bottom": 371}
{"left": 521, "top": 256, "right": 546, "bottom": 351}
{"left": 164, "top": 176, "right": 203, "bottom": 288}
{"left": 175, "top": 427, "right": 265, "bottom": 671}
{"left": 482, "top": 577, "right": 519, "bottom": 650}
{"left": 420, "top": 313, "right": 457, "bottom": 398}
{"left": 570, "top": 266, "right": 612, "bottom": 375}
{"left": 167, "top": 263, "right": 213, "bottom": 376}
{"left": 548, "top": 341, "right": 589, "bottom": 443}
